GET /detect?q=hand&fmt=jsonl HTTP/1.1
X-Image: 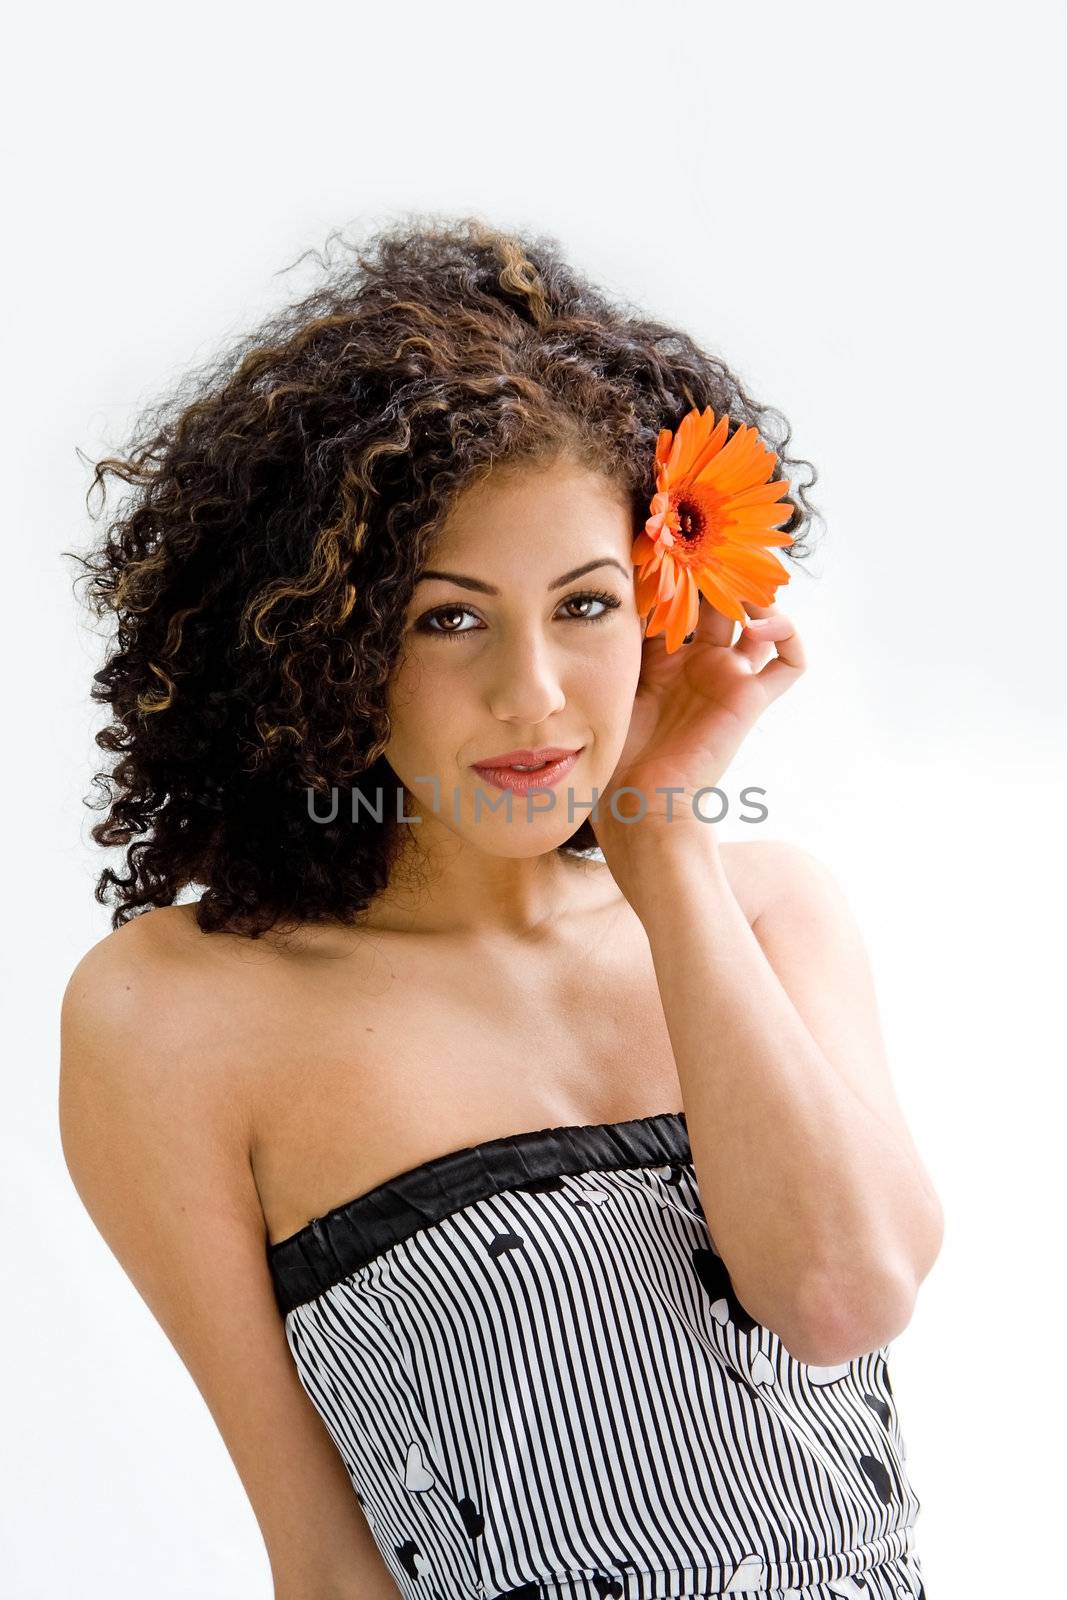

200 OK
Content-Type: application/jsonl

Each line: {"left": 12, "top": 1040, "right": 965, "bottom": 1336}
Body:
{"left": 590, "top": 596, "right": 806, "bottom": 862}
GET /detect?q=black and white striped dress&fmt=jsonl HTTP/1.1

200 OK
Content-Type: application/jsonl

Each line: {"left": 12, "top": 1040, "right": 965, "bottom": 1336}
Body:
{"left": 267, "top": 1111, "right": 927, "bottom": 1600}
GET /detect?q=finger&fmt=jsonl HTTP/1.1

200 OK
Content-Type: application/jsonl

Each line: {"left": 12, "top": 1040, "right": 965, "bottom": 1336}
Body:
{"left": 731, "top": 597, "right": 780, "bottom": 665}
{"left": 734, "top": 626, "right": 778, "bottom": 670}
{"left": 735, "top": 600, "right": 779, "bottom": 658}
{"left": 683, "top": 592, "right": 737, "bottom": 650}
{"left": 745, "top": 612, "right": 806, "bottom": 696}
{"left": 741, "top": 598, "right": 779, "bottom": 624}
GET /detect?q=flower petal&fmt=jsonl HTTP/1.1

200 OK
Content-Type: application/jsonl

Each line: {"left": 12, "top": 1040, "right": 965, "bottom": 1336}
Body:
{"left": 635, "top": 561, "right": 666, "bottom": 615}
{"left": 713, "top": 543, "right": 792, "bottom": 601}
{"left": 695, "top": 563, "right": 749, "bottom": 623}
{"left": 673, "top": 410, "right": 730, "bottom": 487}
{"left": 644, "top": 586, "right": 676, "bottom": 637}
{"left": 697, "top": 427, "right": 778, "bottom": 495}
{"left": 632, "top": 529, "right": 660, "bottom": 564}
{"left": 726, "top": 479, "right": 794, "bottom": 510}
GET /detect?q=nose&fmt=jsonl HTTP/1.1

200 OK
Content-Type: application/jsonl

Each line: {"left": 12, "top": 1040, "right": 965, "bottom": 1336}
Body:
{"left": 485, "top": 628, "right": 567, "bottom": 725}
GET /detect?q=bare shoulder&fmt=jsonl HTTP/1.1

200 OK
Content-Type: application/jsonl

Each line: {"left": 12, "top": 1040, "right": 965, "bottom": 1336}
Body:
{"left": 60, "top": 904, "right": 251, "bottom": 1129}
{"left": 714, "top": 836, "right": 824, "bottom": 927}
{"left": 65, "top": 899, "right": 263, "bottom": 979}
{"left": 58, "top": 905, "right": 402, "bottom": 1596}
{"left": 61, "top": 907, "right": 198, "bottom": 1061}
{"left": 62, "top": 901, "right": 223, "bottom": 998}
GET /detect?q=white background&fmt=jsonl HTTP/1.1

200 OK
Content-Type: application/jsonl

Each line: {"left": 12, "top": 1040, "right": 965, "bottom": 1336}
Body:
{"left": 3, "top": 2, "right": 1064, "bottom": 1596}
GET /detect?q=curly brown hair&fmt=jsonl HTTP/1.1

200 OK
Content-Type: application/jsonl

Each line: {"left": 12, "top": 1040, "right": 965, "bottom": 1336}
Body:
{"left": 68, "top": 213, "right": 822, "bottom": 940}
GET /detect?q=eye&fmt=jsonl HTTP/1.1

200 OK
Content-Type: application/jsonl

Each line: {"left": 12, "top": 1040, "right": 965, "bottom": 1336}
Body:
{"left": 414, "top": 589, "right": 623, "bottom": 644}
{"left": 560, "top": 589, "right": 622, "bottom": 624}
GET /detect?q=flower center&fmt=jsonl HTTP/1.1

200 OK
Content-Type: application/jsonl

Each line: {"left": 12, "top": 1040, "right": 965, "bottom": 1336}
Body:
{"left": 675, "top": 496, "right": 706, "bottom": 541}
{"left": 669, "top": 481, "right": 726, "bottom": 551}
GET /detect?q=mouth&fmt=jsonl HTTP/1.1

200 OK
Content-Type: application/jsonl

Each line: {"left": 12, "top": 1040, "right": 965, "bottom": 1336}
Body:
{"left": 471, "top": 746, "right": 582, "bottom": 771}
{"left": 469, "top": 747, "right": 584, "bottom": 793}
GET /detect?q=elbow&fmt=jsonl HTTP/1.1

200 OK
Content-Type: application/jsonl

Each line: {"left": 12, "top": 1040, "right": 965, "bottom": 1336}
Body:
{"left": 789, "top": 1203, "right": 946, "bottom": 1366}
{"left": 760, "top": 1262, "right": 921, "bottom": 1368}
{"left": 803, "top": 1261, "right": 920, "bottom": 1366}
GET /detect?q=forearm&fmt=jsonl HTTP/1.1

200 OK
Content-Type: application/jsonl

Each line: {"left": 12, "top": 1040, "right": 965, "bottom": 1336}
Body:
{"left": 619, "top": 835, "right": 930, "bottom": 1361}
{"left": 270, "top": 1530, "right": 401, "bottom": 1600}
{"left": 274, "top": 1570, "right": 399, "bottom": 1600}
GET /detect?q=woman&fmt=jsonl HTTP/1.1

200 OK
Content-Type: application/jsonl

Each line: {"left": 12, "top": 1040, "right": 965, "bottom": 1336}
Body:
{"left": 60, "top": 216, "right": 942, "bottom": 1600}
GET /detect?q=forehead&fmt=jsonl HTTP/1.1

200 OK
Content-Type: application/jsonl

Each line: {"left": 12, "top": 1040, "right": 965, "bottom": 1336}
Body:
{"left": 432, "top": 457, "right": 633, "bottom": 561}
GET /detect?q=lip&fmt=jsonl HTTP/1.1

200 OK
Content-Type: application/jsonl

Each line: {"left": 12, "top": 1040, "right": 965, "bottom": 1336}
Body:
{"left": 470, "top": 748, "right": 583, "bottom": 795}
{"left": 472, "top": 746, "right": 581, "bottom": 767}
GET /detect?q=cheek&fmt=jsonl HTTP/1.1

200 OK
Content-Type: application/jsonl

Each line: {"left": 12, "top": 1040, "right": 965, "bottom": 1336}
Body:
{"left": 594, "top": 616, "right": 644, "bottom": 691}
{"left": 571, "top": 628, "right": 644, "bottom": 740}
{"left": 385, "top": 649, "right": 461, "bottom": 756}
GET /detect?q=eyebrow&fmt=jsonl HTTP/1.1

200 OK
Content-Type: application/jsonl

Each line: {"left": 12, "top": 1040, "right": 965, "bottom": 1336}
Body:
{"left": 415, "top": 557, "right": 631, "bottom": 595}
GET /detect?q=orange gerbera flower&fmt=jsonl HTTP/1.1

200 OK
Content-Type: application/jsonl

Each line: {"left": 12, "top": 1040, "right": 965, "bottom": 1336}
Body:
{"left": 631, "top": 405, "right": 796, "bottom": 652}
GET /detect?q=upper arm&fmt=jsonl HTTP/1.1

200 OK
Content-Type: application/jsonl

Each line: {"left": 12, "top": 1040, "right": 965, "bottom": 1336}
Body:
{"left": 747, "top": 841, "right": 945, "bottom": 1242}
{"left": 58, "top": 924, "right": 399, "bottom": 1599}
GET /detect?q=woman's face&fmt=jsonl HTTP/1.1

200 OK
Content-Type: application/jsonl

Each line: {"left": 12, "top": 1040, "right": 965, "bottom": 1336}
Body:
{"left": 384, "top": 454, "right": 645, "bottom": 857}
